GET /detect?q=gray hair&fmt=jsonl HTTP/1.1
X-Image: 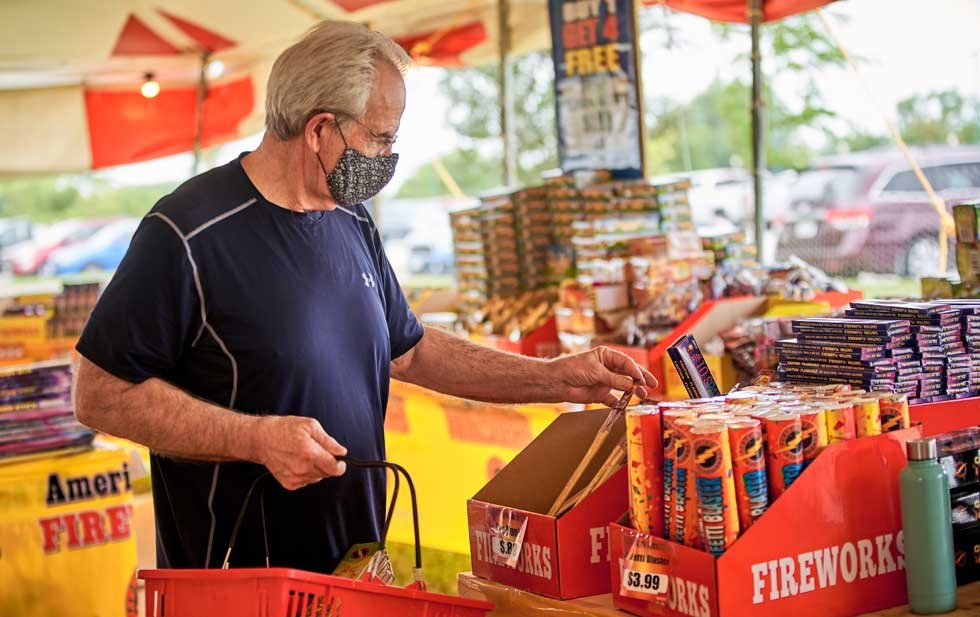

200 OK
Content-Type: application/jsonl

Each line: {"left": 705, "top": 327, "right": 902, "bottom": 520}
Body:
{"left": 265, "top": 21, "right": 411, "bottom": 140}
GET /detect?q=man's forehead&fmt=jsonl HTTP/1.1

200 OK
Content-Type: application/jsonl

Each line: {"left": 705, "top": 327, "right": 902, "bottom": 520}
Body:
{"left": 364, "top": 61, "right": 405, "bottom": 130}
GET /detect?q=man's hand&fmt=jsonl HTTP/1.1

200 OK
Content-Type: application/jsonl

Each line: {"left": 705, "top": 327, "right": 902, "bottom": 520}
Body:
{"left": 251, "top": 415, "right": 348, "bottom": 490}
{"left": 548, "top": 346, "right": 658, "bottom": 406}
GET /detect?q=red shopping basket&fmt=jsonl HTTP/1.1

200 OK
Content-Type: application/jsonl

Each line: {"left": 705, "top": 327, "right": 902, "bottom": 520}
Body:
{"left": 139, "top": 457, "right": 494, "bottom": 616}
{"left": 140, "top": 567, "right": 492, "bottom": 617}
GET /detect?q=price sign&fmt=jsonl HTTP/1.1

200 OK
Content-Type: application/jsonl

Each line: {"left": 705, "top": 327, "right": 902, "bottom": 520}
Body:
{"left": 486, "top": 507, "right": 529, "bottom": 569}
{"left": 621, "top": 568, "right": 667, "bottom": 596}
{"left": 620, "top": 531, "right": 672, "bottom": 603}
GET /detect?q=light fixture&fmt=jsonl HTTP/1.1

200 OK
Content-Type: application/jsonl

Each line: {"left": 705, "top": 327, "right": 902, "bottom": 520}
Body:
{"left": 140, "top": 72, "right": 160, "bottom": 98}
{"left": 205, "top": 59, "right": 225, "bottom": 81}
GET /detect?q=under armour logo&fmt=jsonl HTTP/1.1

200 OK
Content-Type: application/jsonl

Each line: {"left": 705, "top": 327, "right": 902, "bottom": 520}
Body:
{"left": 362, "top": 272, "right": 376, "bottom": 288}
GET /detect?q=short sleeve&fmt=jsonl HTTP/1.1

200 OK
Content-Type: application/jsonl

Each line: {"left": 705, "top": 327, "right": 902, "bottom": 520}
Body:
{"left": 363, "top": 210, "right": 423, "bottom": 360}
{"left": 76, "top": 215, "right": 200, "bottom": 383}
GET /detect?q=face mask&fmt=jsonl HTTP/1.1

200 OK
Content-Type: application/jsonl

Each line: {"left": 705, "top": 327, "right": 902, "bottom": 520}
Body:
{"left": 316, "top": 118, "right": 398, "bottom": 206}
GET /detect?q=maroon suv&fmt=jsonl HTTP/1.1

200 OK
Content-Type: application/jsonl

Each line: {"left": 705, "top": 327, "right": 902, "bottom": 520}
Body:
{"left": 776, "top": 146, "right": 980, "bottom": 277}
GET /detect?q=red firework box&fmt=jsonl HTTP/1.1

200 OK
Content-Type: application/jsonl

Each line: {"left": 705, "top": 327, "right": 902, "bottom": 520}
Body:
{"left": 611, "top": 427, "right": 922, "bottom": 617}
{"left": 468, "top": 409, "right": 629, "bottom": 599}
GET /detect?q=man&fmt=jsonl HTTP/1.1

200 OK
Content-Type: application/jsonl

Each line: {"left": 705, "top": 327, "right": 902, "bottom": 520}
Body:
{"left": 73, "top": 20, "right": 656, "bottom": 573}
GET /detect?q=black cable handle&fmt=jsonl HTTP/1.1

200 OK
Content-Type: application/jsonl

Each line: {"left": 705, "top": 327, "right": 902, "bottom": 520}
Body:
{"left": 214, "top": 458, "right": 422, "bottom": 582}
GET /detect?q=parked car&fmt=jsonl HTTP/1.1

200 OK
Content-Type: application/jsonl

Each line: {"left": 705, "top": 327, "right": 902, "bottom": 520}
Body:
{"left": 42, "top": 218, "right": 139, "bottom": 276}
{"left": 775, "top": 147, "right": 980, "bottom": 277}
{"left": 0, "top": 217, "right": 35, "bottom": 253}
{"left": 4, "top": 218, "right": 105, "bottom": 275}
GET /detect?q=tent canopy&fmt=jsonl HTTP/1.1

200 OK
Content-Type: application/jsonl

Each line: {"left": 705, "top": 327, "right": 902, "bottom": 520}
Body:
{"left": 0, "top": 0, "right": 549, "bottom": 174}
{"left": 649, "top": 0, "right": 834, "bottom": 23}
{"left": 0, "top": 0, "right": 830, "bottom": 175}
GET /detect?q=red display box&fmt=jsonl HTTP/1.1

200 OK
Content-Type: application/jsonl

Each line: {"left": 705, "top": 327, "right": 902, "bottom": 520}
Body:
{"left": 467, "top": 409, "right": 628, "bottom": 599}
{"left": 610, "top": 428, "right": 920, "bottom": 617}
{"left": 476, "top": 315, "right": 560, "bottom": 358}
{"left": 910, "top": 397, "right": 980, "bottom": 437}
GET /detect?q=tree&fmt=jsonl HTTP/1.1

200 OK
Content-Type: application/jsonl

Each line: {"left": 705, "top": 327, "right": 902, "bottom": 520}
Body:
{"left": 437, "top": 51, "right": 559, "bottom": 188}
{"left": 896, "top": 89, "right": 980, "bottom": 145}
{"left": 396, "top": 148, "right": 506, "bottom": 199}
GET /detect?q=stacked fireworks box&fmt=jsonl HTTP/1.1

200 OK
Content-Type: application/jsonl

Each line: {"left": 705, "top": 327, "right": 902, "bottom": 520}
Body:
{"left": 946, "top": 299, "right": 980, "bottom": 393}
{"left": 479, "top": 194, "right": 522, "bottom": 299}
{"left": 512, "top": 186, "right": 552, "bottom": 291}
{"left": 776, "top": 317, "right": 911, "bottom": 393}
{"left": 450, "top": 206, "right": 489, "bottom": 312}
{"left": 0, "top": 361, "right": 93, "bottom": 459}
{"left": 845, "top": 300, "right": 973, "bottom": 401}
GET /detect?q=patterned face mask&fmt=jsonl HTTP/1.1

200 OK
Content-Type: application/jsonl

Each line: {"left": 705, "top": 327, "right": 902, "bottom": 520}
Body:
{"left": 316, "top": 118, "right": 398, "bottom": 206}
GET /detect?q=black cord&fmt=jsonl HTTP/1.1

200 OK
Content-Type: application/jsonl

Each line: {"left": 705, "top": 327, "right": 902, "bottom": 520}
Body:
{"left": 339, "top": 456, "right": 421, "bottom": 571}
{"left": 222, "top": 471, "right": 271, "bottom": 568}
{"left": 218, "top": 459, "right": 421, "bottom": 574}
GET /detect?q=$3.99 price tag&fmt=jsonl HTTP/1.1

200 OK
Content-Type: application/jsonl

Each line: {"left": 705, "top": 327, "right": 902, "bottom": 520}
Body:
{"left": 620, "top": 532, "right": 671, "bottom": 602}
{"left": 622, "top": 568, "right": 666, "bottom": 596}
{"left": 486, "top": 507, "right": 529, "bottom": 569}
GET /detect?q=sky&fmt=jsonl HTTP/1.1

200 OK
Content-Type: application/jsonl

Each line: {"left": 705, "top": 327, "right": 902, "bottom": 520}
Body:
{"left": 99, "top": 0, "right": 980, "bottom": 194}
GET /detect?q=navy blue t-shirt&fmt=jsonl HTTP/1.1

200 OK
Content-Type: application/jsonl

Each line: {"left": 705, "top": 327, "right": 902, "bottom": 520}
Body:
{"left": 76, "top": 154, "right": 423, "bottom": 572}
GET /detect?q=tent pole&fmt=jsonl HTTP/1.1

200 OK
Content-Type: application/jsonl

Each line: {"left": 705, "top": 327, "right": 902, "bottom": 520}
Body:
{"left": 498, "top": 0, "right": 515, "bottom": 187}
{"left": 192, "top": 52, "right": 210, "bottom": 176}
{"left": 750, "top": 0, "right": 765, "bottom": 260}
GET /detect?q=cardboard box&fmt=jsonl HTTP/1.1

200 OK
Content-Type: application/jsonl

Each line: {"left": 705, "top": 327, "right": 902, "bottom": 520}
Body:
{"left": 610, "top": 428, "right": 920, "bottom": 617}
{"left": 468, "top": 409, "right": 629, "bottom": 599}
{"left": 954, "top": 203, "right": 980, "bottom": 245}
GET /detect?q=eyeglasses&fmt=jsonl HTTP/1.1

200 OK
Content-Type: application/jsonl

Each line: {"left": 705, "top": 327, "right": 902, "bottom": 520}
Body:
{"left": 338, "top": 113, "right": 397, "bottom": 150}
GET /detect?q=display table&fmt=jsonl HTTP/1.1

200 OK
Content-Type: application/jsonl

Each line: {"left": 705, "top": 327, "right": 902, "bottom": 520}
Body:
{"left": 459, "top": 572, "right": 980, "bottom": 616}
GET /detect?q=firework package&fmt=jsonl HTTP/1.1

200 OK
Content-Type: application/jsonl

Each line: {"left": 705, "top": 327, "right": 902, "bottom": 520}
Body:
{"left": 0, "top": 360, "right": 93, "bottom": 459}
{"left": 925, "top": 426, "right": 980, "bottom": 586}
{"left": 623, "top": 381, "right": 911, "bottom": 560}
{"left": 778, "top": 300, "right": 980, "bottom": 402}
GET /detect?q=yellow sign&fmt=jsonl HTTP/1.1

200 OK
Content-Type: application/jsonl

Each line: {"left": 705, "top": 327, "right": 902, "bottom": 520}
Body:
{"left": 384, "top": 381, "right": 562, "bottom": 554}
{"left": 0, "top": 446, "right": 137, "bottom": 617}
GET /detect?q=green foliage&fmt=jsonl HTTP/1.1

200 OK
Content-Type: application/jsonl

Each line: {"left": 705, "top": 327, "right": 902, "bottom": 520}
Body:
{"left": 0, "top": 176, "right": 176, "bottom": 223}
{"left": 396, "top": 149, "right": 509, "bottom": 199}
{"left": 896, "top": 89, "right": 980, "bottom": 145}
{"left": 396, "top": 51, "right": 558, "bottom": 198}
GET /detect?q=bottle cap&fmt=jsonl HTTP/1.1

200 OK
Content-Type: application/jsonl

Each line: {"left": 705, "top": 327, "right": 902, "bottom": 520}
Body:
{"left": 906, "top": 438, "right": 938, "bottom": 461}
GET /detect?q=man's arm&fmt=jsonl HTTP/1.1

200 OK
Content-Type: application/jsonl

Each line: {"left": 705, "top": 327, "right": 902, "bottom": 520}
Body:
{"left": 391, "top": 327, "right": 657, "bottom": 406}
{"left": 73, "top": 356, "right": 347, "bottom": 489}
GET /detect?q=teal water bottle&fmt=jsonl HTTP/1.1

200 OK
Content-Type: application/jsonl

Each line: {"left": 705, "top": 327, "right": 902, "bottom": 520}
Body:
{"left": 900, "top": 437, "right": 957, "bottom": 614}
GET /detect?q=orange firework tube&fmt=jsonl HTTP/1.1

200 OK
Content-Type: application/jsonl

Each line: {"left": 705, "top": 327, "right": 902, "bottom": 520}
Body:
{"left": 692, "top": 421, "right": 739, "bottom": 556}
{"left": 823, "top": 403, "right": 857, "bottom": 443}
{"left": 727, "top": 418, "right": 768, "bottom": 532}
{"left": 662, "top": 409, "right": 695, "bottom": 539}
{"left": 626, "top": 406, "right": 664, "bottom": 536}
{"left": 853, "top": 397, "right": 882, "bottom": 438}
{"left": 798, "top": 407, "right": 829, "bottom": 469}
{"left": 762, "top": 412, "right": 804, "bottom": 499}
{"left": 672, "top": 417, "right": 703, "bottom": 549}
{"left": 876, "top": 393, "right": 911, "bottom": 433}
{"left": 726, "top": 391, "right": 759, "bottom": 406}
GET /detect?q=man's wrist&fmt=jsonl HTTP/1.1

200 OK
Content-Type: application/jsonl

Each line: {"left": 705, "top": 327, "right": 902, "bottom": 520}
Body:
{"left": 237, "top": 414, "right": 267, "bottom": 465}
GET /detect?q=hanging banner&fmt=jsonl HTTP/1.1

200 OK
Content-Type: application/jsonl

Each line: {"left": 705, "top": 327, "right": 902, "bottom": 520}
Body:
{"left": 548, "top": 0, "right": 644, "bottom": 178}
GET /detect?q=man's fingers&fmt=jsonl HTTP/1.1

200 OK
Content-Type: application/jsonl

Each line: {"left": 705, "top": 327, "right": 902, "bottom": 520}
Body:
{"left": 640, "top": 367, "right": 659, "bottom": 389}
{"left": 597, "top": 347, "right": 646, "bottom": 386}
{"left": 310, "top": 447, "right": 347, "bottom": 477}
{"left": 309, "top": 422, "right": 348, "bottom": 457}
{"left": 602, "top": 390, "right": 620, "bottom": 407}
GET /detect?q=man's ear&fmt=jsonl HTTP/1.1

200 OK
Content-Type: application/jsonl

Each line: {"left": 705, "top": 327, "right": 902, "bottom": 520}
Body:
{"left": 304, "top": 111, "right": 335, "bottom": 151}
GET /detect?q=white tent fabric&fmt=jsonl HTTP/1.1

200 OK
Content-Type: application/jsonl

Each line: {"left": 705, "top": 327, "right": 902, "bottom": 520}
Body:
{"left": 0, "top": 0, "right": 549, "bottom": 174}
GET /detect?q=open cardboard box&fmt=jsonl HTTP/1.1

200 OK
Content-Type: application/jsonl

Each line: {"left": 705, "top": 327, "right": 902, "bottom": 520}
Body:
{"left": 467, "top": 409, "right": 629, "bottom": 599}
{"left": 609, "top": 427, "right": 920, "bottom": 617}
